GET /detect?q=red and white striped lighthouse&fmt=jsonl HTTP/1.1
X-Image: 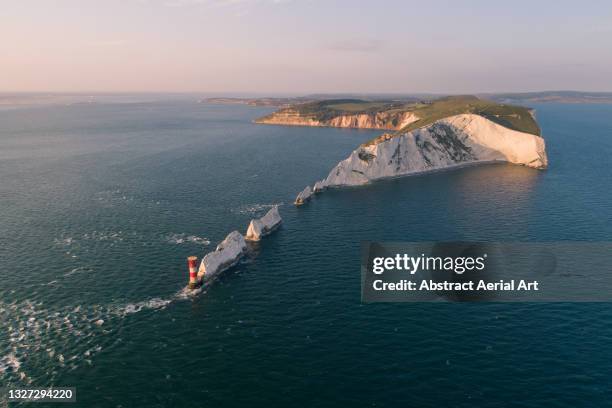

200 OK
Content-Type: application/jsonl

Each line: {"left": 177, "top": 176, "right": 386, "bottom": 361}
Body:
{"left": 187, "top": 256, "right": 198, "bottom": 289}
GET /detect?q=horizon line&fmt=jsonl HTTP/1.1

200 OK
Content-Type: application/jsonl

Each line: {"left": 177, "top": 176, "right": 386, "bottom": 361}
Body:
{"left": 2, "top": 89, "right": 612, "bottom": 96}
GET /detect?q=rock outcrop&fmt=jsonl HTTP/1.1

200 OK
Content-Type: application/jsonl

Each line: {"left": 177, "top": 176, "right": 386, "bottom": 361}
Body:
{"left": 197, "top": 231, "right": 247, "bottom": 281}
{"left": 256, "top": 110, "right": 418, "bottom": 130}
{"left": 313, "top": 180, "right": 325, "bottom": 193}
{"left": 320, "top": 114, "right": 547, "bottom": 188}
{"left": 245, "top": 206, "right": 282, "bottom": 241}
{"left": 294, "top": 185, "right": 313, "bottom": 206}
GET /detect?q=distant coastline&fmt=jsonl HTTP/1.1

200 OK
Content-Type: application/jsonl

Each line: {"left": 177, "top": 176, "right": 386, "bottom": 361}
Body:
{"left": 204, "top": 91, "right": 612, "bottom": 107}
{"left": 2, "top": 91, "right": 612, "bottom": 110}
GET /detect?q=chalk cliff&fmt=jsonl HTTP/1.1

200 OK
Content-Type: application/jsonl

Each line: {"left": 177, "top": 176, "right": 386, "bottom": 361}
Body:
{"left": 245, "top": 206, "right": 282, "bottom": 241}
{"left": 197, "top": 231, "right": 247, "bottom": 281}
{"left": 295, "top": 185, "right": 313, "bottom": 205}
{"left": 319, "top": 114, "right": 547, "bottom": 188}
{"left": 256, "top": 109, "right": 418, "bottom": 130}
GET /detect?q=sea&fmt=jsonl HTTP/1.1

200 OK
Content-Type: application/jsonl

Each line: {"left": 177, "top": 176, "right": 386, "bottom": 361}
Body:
{"left": 1, "top": 98, "right": 611, "bottom": 407}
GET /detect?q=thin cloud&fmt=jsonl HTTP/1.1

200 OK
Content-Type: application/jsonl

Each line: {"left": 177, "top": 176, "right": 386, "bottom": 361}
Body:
{"left": 87, "top": 40, "right": 127, "bottom": 47}
{"left": 157, "top": 0, "right": 292, "bottom": 7}
{"left": 329, "top": 39, "right": 382, "bottom": 53}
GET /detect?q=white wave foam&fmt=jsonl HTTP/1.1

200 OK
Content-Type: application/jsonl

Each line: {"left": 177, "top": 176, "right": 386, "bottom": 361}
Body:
{"left": 233, "top": 202, "right": 283, "bottom": 215}
{"left": 118, "top": 298, "right": 172, "bottom": 316}
{"left": 63, "top": 266, "right": 93, "bottom": 277}
{"left": 0, "top": 279, "right": 223, "bottom": 386}
{"left": 82, "top": 230, "right": 124, "bottom": 242}
{"left": 54, "top": 230, "right": 126, "bottom": 254}
{"left": 1, "top": 353, "right": 20, "bottom": 371}
{"left": 53, "top": 237, "right": 75, "bottom": 247}
{"left": 0, "top": 300, "right": 119, "bottom": 385}
{"left": 165, "top": 233, "right": 210, "bottom": 246}
{"left": 94, "top": 189, "right": 135, "bottom": 205}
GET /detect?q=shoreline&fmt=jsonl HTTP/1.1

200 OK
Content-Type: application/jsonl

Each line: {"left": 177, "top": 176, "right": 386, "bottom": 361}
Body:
{"left": 323, "top": 159, "right": 527, "bottom": 190}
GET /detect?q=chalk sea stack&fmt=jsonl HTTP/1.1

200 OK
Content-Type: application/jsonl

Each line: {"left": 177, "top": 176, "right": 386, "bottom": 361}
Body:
{"left": 245, "top": 206, "right": 282, "bottom": 241}
{"left": 294, "top": 185, "right": 313, "bottom": 206}
{"left": 197, "top": 231, "right": 247, "bottom": 281}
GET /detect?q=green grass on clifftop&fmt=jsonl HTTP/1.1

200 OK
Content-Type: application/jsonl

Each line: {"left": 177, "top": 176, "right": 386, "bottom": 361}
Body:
{"left": 268, "top": 99, "right": 412, "bottom": 121}
{"left": 396, "top": 95, "right": 540, "bottom": 136}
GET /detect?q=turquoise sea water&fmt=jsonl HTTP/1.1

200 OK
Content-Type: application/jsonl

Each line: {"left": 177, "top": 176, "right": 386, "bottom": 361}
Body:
{"left": 1, "top": 100, "right": 611, "bottom": 407}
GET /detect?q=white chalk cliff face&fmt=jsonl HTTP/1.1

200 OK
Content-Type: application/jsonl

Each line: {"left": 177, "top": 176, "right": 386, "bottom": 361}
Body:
{"left": 256, "top": 110, "right": 418, "bottom": 130}
{"left": 197, "top": 231, "right": 247, "bottom": 281}
{"left": 245, "top": 206, "right": 282, "bottom": 241}
{"left": 321, "top": 114, "right": 548, "bottom": 187}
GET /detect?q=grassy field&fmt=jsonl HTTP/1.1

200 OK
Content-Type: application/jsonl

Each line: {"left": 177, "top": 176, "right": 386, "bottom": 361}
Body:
{"left": 264, "top": 98, "right": 423, "bottom": 123}
{"left": 398, "top": 95, "right": 541, "bottom": 136}
{"left": 285, "top": 99, "right": 407, "bottom": 120}
{"left": 325, "top": 101, "right": 395, "bottom": 112}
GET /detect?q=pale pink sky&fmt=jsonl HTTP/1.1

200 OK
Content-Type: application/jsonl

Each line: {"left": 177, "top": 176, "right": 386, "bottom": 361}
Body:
{"left": 2, "top": 0, "right": 612, "bottom": 93}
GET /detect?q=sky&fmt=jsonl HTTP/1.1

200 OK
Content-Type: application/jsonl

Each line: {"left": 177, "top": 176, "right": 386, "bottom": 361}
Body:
{"left": 2, "top": 0, "right": 612, "bottom": 94}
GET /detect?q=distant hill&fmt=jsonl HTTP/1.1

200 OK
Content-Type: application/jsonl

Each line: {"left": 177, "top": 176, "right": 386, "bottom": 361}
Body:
{"left": 205, "top": 91, "right": 612, "bottom": 108}
{"left": 203, "top": 96, "right": 317, "bottom": 107}
{"left": 483, "top": 91, "right": 612, "bottom": 104}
